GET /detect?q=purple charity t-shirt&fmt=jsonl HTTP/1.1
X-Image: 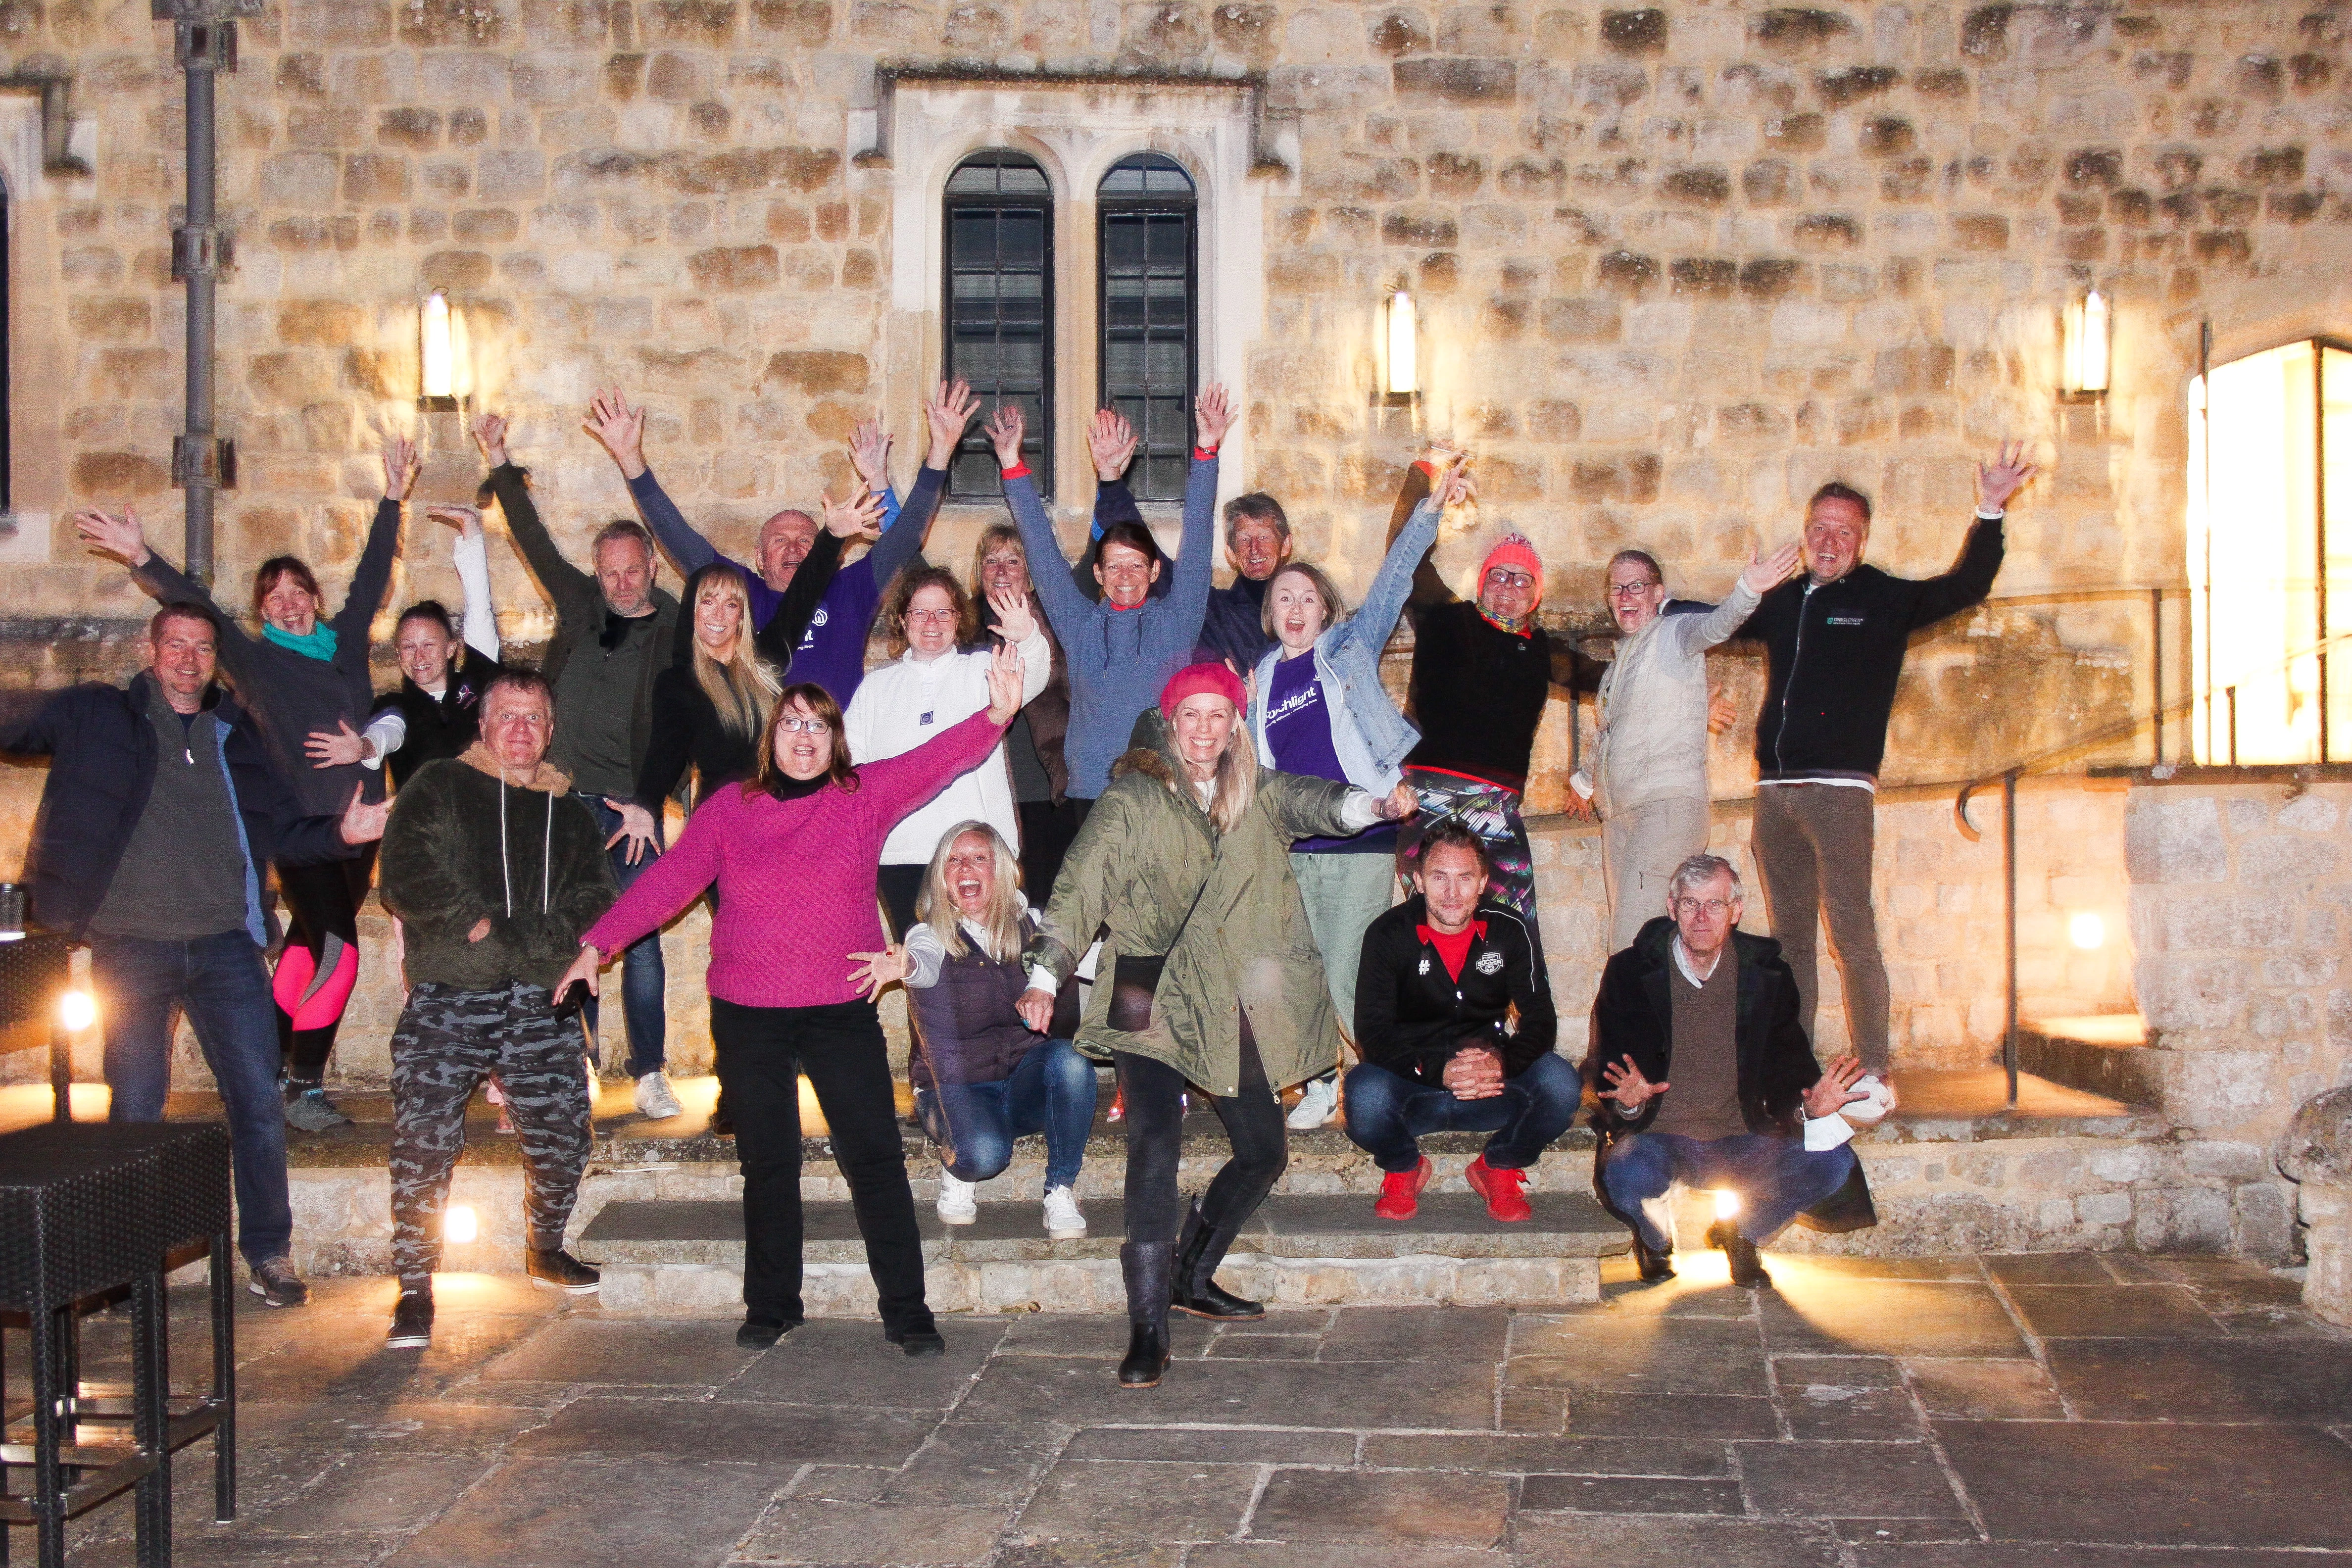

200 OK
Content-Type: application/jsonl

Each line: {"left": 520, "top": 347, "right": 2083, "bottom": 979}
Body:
{"left": 1263, "top": 651, "right": 1395, "bottom": 855}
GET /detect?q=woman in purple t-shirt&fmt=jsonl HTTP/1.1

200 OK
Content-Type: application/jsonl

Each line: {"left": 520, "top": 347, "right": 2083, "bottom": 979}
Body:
{"left": 1248, "top": 462, "right": 1477, "bottom": 1127}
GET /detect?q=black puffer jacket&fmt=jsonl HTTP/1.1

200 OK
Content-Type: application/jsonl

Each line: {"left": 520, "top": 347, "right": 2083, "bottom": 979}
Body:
{"left": 0, "top": 673, "right": 355, "bottom": 942}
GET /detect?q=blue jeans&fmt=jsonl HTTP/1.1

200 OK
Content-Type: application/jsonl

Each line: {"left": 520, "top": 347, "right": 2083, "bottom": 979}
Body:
{"left": 1341, "top": 1053, "right": 1581, "bottom": 1175}
{"left": 583, "top": 795, "right": 667, "bottom": 1078}
{"left": 89, "top": 930, "right": 294, "bottom": 1268}
{"left": 1599, "top": 1130, "right": 1860, "bottom": 1252}
{"left": 914, "top": 1038, "right": 1098, "bottom": 1190}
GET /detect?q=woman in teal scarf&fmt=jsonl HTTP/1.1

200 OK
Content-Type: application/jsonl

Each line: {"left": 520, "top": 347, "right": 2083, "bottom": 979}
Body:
{"left": 110, "top": 436, "right": 415, "bottom": 1130}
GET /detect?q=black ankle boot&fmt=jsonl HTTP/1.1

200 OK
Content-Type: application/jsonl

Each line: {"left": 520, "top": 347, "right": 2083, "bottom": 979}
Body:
{"left": 1632, "top": 1231, "right": 1676, "bottom": 1283}
{"left": 1171, "top": 1201, "right": 1264, "bottom": 1321}
{"left": 1723, "top": 1229, "right": 1773, "bottom": 1289}
{"left": 1117, "top": 1242, "right": 1174, "bottom": 1389}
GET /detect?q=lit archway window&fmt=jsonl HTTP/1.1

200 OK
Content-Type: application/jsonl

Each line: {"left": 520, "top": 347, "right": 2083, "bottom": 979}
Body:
{"left": 2187, "top": 338, "right": 2352, "bottom": 762}
{"left": 1098, "top": 153, "right": 1196, "bottom": 502}
{"left": 944, "top": 150, "right": 1051, "bottom": 497}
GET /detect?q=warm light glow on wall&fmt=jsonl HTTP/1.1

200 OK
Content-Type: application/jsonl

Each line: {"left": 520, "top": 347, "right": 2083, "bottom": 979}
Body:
{"left": 2068, "top": 912, "right": 2106, "bottom": 951}
{"left": 2062, "top": 289, "right": 2110, "bottom": 397}
{"left": 445, "top": 1204, "right": 479, "bottom": 1244}
{"left": 2187, "top": 339, "right": 2352, "bottom": 764}
{"left": 57, "top": 989, "right": 96, "bottom": 1031}
{"left": 1713, "top": 1189, "right": 1740, "bottom": 1220}
{"left": 419, "top": 291, "right": 465, "bottom": 411}
{"left": 1383, "top": 287, "right": 1419, "bottom": 398}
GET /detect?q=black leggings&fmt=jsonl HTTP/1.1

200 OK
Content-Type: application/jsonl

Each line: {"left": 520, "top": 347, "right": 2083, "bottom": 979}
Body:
{"left": 274, "top": 846, "right": 376, "bottom": 1082}
{"left": 1114, "top": 1013, "right": 1287, "bottom": 1246}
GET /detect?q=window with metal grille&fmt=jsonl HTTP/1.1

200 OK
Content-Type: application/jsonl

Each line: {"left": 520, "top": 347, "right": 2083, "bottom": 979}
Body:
{"left": 1098, "top": 153, "right": 1197, "bottom": 502}
{"left": 944, "top": 151, "right": 1051, "bottom": 498}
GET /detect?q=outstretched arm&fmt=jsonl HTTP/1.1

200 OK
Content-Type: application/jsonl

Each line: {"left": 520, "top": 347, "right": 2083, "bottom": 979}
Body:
{"left": 1156, "top": 384, "right": 1234, "bottom": 653}
{"left": 1388, "top": 444, "right": 1460, "bottom": 622}
{"left": 587, "top": 389, "right": 734, "bottom": 579}
{"left": 991, "top": 405, "right": 1091, "bottom": 640}
{"left": 1908, "top": 443, "right": 2031, "bottom": 631}
{"left": 332, "top": 435, "right": 414, "bottom": 644}
{"left": 79, "top": 506, "right": 263, "bottom": 691}
{"left": 1354, "top": 460, "right": 1470, "bottom": 653}
{"left": 579, "top": 801, "right": 725, "bottom": 958}
{"left": 475, "top": 413, "right": 596, "bottom": 603}
{"left": 443, "top": 508, "right": 504, "bottom": 660}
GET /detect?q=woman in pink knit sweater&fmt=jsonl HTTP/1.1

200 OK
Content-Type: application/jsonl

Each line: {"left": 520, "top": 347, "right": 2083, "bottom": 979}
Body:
{"left": 564, "top": 643, "right": 1025, "bottom": 1356}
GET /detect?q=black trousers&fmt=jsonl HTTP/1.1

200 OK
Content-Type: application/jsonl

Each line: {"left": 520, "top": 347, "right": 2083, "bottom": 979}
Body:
{"left": 1017, "top": 798, "right": 1085, "bottom": 909}
{"left": 876, "top": 864, "right": 926, "bottom": 942}
{"left": 710, "top": 996, "right": 931, "bottom": 1334}
{"left": 1114, "top": 1014, "right": 1287, "bottom": 1245}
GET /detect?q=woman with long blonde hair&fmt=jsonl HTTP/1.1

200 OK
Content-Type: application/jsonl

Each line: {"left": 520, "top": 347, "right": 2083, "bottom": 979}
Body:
{"left": 852, "top": 821, "right": 1096, "bottom": 1242}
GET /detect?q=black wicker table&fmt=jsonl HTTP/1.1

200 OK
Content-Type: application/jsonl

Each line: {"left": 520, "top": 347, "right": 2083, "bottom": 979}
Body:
{"left": 0, "top": 1122, "right": 236, "bottom": 1567}
{"left": 0, "top": 931, "right": 73, "bottom": 1123}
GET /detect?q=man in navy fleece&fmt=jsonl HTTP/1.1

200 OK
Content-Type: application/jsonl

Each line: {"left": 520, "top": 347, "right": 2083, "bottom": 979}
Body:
{"left": 584, "top": 380, "right": 980, "bottom": 707}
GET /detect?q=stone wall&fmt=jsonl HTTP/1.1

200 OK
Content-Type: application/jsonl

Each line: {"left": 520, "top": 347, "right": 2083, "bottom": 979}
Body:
{"left": 2126, "top": 770, "right": 2352, "bottom": 1260}
{"left": 2, "top": 0, "right": 2346, "bottom": 787}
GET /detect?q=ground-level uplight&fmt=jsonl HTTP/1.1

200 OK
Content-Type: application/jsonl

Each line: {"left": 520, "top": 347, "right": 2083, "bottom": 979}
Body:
{"left": 1713, "top": 1189, "right": 1740, "bottom": 1221}
{"left": 58, "top": 988, "right": 96, "bottom": 1032}
{"left": 445, "top": 1204, "right": 479, "bottom": 1244}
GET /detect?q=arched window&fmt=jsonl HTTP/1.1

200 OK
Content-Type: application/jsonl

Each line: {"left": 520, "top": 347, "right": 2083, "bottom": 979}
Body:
{"left": 944, "top": 150, "right": 1051, "bottom": 497}
{"left": 1098, "top": 153, "right": 1197, "bottom": 502}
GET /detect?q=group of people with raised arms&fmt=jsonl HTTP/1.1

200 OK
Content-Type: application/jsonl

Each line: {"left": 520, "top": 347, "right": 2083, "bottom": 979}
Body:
{"left": 54, "top": 376, "right": 2036, "bottom": 1383}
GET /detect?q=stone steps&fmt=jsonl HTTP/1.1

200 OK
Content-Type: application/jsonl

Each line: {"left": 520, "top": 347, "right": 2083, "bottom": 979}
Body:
{"left": 2018, "top": 1013, "right": 2160, "bottom": 1108}
{"left": 579, "top": 1191, "right": 1631, "bottom": 1316}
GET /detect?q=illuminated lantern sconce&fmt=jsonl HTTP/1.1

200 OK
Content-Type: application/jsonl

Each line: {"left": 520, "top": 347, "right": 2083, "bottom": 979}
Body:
{"left": 2060, "top": 288, "right": 2110, "bottom": 402}
{"left": 418, "top": 289, "right": 469, "bottom": 412}
{"left": 1378, "top": 286, "right": 1419, "bottom": 407}
{"left": 2068, "top": 912, "right": 2106, "bottom": 951}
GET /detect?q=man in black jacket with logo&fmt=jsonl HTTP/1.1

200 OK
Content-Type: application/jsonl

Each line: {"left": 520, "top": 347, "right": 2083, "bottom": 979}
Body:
{"left": 1344, "top": 820, "right": 1575, "bottom": 1225}
{"left": 0, "top": 602, "right": 388, "bottom": 1307}
{"left": 1739, "top": 445, "right": 2035, "bottom": 1071}
{"left": 1586, "top": 854, "right": 1875, "bottom": 1288}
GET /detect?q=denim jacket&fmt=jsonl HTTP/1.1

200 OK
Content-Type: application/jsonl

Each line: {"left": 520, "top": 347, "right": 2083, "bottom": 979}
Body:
{"left": 1250, "top": 494, "right": 1441, "bottom": 794}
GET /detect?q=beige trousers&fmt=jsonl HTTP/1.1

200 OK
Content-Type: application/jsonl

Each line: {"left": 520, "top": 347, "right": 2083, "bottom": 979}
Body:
{"left": 1602, "top": 795, "right": 1713, "bottom": 953}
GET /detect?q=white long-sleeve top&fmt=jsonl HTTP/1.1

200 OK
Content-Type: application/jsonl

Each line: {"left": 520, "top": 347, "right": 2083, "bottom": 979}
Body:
{"left": 362, "top": 526, "right": 504, "bottom": 767}
{"left": 844, "top": 627, "right": 1051, "bottom": 866}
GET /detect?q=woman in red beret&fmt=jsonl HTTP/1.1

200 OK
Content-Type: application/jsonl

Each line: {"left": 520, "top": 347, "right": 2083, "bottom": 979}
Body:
{"left": 1016, "top": 663, "right": 1416, "bottom": 1388}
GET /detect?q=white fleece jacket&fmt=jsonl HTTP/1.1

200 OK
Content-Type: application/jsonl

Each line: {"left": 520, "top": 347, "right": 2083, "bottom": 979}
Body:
{"left": 844, "top": 627, "right": 1050, "bottom": 866}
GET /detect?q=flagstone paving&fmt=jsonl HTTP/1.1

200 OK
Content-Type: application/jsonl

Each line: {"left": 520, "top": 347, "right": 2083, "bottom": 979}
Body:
{"left": 24, "top": 1249, "right": 2352, "bottom": 1567}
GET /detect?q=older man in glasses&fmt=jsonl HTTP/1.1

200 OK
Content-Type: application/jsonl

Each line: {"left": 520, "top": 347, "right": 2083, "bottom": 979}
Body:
{"left": 1569, "top": 543, "right": 1799, "bottom": 951}
{"left": 1585, "top": 854, "right": 1876, "bottom": 1288}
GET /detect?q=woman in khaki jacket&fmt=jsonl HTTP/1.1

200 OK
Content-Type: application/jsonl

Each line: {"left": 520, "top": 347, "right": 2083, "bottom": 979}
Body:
{"left": 1019, "top": 664, "right": 1415, "bottom": 1388}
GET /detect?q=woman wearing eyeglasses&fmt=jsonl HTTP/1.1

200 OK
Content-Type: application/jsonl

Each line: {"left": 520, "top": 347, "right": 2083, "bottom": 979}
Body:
{"left": 843, "top": 568, "right": 1051, "bottom": 937}
{"left": 563, "top": 646, "right": 1027, "bottom": 1357}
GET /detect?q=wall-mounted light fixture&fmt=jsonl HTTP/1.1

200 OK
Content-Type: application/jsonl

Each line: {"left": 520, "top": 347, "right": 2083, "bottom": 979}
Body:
{"left": 2061, "top": 287, "right": 2110, "bottom": 401}
{"left": 418, "top": 289, "right": 467, "bottom": 411}
{"left": 2068, "top": 911, "right": 2107, "bottom": 950}
{"left": 1379, "top": 286, "right": 1419, "bottom": 406}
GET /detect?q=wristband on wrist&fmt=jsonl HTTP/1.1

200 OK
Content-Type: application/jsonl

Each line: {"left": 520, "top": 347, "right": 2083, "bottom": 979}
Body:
{"left": 1193, "top": 445, "right": 1218, "bottom": 461}
{"left": 1001, "top": 462, "right": 1031, "bottom": 480}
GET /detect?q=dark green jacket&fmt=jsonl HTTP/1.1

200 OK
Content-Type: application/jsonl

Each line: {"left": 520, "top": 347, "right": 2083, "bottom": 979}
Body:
{"left": 1026, "top": 711, "right": 1361, "bottom": 1095}
{"left": 486, "top": 463, "right": 682, "bottom": 774}
{"left": 379, "top": 754, "right": 618, "bottom": 992}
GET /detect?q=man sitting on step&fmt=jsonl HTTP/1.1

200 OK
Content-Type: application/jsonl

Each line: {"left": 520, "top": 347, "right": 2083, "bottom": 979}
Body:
{"left": 1586, "top": 853, "right": 1877, "bottom": 1288}
{"left": 376, "top": 668, "right": 619, "bottom": 1347}
{"left": 1343, "top": 819, "right": 1576, "bottom": 1224}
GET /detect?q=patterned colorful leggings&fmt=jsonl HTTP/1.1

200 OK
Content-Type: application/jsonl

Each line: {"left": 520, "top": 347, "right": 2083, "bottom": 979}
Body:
{"left": 1399, "top": 768, "right": 1544, "bottom": 968}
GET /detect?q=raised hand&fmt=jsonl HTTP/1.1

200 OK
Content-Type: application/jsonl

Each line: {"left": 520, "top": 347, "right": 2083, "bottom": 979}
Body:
{"left": 848, "top": 416, "right": 893, "bottom": 490}
{"left": 986, "top": 404, "right": 1028, "bottom": 469}
{"left": 584, "top": 389, "right": 647, "bottom": 480}
{"left": 986, "top": 584, "right": 1036, "bottom": 643}
{"left": 427, "top": 502, "right": 485, "bottom": 538}
{"left": 1193, "top": 383, "right": 1234, "bottom": 452}
{"left": 73, "top": 506, "right": 151, "bottom": 569}
{"left": 1086, "top": 409, "right": 1138, "bottom": 481}
{"left": 1801, "top": 1053, "right": 1869, "bottom": 1121}
{"left": 1977, "top": 440, "right": 2036, "bottom": 513}
{"left": 338, "top": 782, "right": 391, "bottom": 845}
{"left": 821, "top": 486, "right": 885, "bottom": 540}
{"left": 306, "top": 719, "right": 372, "bottom": 769}
{"left": 924, "top": 378, "right": 979, "bottom": 469}
{"left": 471, "top": 412, "right": 510, "bottom": 468}
{"left": 1599, "top": 1053, "right": 1668, "bottom": 1110}
{"left": 1706, "top": 684, "right": 1738, "bottom": 737}
{"left": 982, "top": 637, "right": 1025, "bottom": 724}
{"left": 601, "top": 798, "right": 660, "bottom": 866}
{"left": 1433, "top": 461, "right": 1477, "bottom": 510}
{"left": 1740, "top": 540, "right": 1802, "bottom": 595}
{"left": 382, "top": 434, "right": 420, "bottom": 501}
{"left": 847, "top": 944, "right": 909, "bottom": 998}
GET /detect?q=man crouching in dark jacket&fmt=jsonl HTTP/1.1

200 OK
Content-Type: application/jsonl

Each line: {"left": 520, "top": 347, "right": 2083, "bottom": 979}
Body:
{"left": 376, "top": 667, "right": 617, "bottom": 1348}
{"left": 1586, "top": 853, "right": 1876, "bottom": 1288}
{"left": 1344, "top": 819, "right": 1578, "bottom": 1225}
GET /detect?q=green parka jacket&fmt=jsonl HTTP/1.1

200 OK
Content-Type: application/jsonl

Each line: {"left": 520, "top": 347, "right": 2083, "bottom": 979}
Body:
{"left": 1024, "top": 711, "right": 1365, "bottom": 1096}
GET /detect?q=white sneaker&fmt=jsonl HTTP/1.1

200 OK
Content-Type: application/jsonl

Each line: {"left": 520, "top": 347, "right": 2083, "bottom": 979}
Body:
{"left": 1042, "top": 1185, "right": 1086, "bottom": 1241}
{"left": 1287, "top": 1076, "right": 1340, "bottom": 1130}
{"left": 634, "top": 1070, "right": 684, "bottom": 1121}
{"left": 936, "top": 1171, "right": 979, "bottom": 1225}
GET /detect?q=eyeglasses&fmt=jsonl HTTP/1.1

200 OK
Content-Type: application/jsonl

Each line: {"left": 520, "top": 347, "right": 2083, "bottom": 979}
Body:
{"left": 1673, "top": 898, "right": 1735, "bottom": 917}
{"left": 1482, "top": 569, "right": 1534, "bottom": 589}
{"left": 775, "top": 717, "right": 830, "bottom": 734}
{"left": 1607, "top": 580, "right": 1662, "bottom": 599}
{"left": 905, "top": 608, "right": 959, "bottom": 624}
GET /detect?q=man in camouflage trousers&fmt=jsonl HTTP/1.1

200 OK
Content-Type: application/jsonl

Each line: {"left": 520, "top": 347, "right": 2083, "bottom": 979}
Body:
{"left": 376, "top": 668, "right": 619, "bottom": 1347}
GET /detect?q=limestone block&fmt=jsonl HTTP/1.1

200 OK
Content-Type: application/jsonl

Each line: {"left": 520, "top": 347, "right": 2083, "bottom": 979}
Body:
{"left": 2125, "top": 794, "right": 2224, "bottom": 884}
{"left": 2298, "top": 1183, "right": 2352, "bottom": 1327}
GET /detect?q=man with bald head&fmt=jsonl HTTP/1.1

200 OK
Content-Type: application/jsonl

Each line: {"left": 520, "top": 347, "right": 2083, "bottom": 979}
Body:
{"left": 588, "top": 380, "right": 977, "bottom": 706}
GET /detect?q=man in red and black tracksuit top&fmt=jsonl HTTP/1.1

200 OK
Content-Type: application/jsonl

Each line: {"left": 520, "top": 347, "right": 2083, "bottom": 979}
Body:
{"left": 1734, "top": 445, "right": 2036, "bottom": 1071}
{"left": 1342, "top": 821, "right": 1577, "bottom": 1224}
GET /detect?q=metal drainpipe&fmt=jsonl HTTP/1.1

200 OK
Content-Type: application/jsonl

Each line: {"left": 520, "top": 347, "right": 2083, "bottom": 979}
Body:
{"left": 159, "top": 0, "right": 256, "bottom": 586}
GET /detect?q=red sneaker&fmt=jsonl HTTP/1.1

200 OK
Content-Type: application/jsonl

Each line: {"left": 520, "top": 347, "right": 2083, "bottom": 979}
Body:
{"left": 1106, "top": 1086, "right": 1125, "bottom": 1124}
{"left": 1373, "top": 1156, "right": 1433, "bottom": 1221}
{"left": 1465, "top": 1156, "right": 1532, "bottom": 1223}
